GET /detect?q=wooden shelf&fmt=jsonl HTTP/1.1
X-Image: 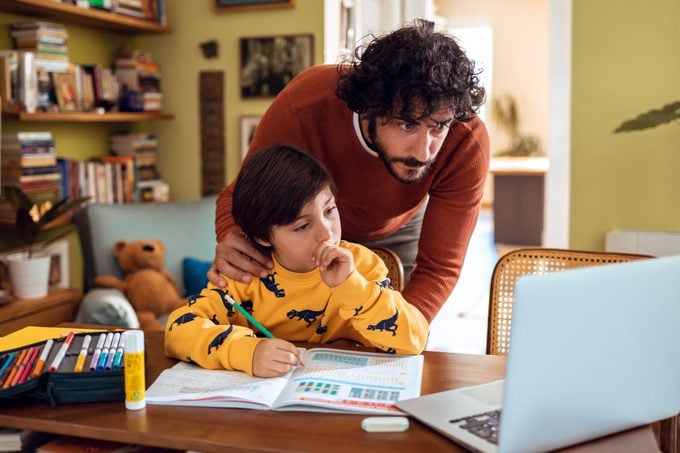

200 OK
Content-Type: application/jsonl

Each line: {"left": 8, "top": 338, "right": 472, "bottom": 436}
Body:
{"left": 0, "top": 0, "right": 170, "bottom": 33}
{"left": 0, "top": 287, "right": 82, "bottom": 337}
{"left": 2, "top": 111, "right": 174, "bottom": 122}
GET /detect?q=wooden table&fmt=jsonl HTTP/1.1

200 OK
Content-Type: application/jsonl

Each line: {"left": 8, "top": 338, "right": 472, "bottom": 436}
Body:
{"left": 0, "top": 330, "right": 661, "bottom": 452}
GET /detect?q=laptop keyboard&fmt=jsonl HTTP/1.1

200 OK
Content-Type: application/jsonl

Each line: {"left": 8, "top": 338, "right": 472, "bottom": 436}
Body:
{"left": 449, "top": 410, "right": 501, "bottom": 445}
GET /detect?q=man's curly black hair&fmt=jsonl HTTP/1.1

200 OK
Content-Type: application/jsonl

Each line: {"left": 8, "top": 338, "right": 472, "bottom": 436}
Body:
{"left": 336, "top": 19, "right": 485, "bottom": 123}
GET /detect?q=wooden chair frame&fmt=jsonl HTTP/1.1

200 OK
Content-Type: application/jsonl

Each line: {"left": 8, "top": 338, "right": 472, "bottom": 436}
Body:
{"left": 369, "top": 247, "right": 404, "bottom": 291}
{"left": 486, "top": 248, "right": 652, "bottom": 356}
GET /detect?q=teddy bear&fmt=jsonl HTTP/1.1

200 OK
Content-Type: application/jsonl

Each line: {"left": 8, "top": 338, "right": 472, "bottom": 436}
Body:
{"left": 94, "top": 239, "right": 187, "bottom": 330}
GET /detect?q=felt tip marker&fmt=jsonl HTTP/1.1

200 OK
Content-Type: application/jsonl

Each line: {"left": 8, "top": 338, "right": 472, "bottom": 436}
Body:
{"left": 48, "top": 331, "right": 75, "bottom": 372}
{"left": 0, "top": 353, "right": 17, "bottom": 387}
{"left": 31, "top": 339, "right": 54, "bottom": 378}
{"left": 104, "top": 333, "right": 120, "bottom": 371}
{"left": 112, "top": 342, "right": 124, "bottom": 370}
{"left": 73, "top": 335, "right": 92, "bottom": 373}
{"left": 96, "top": 332, "right": 114, "bottom": 371}
{"left": 89, "top": 333, "right": 107, "bottom": 372}
{"left": 4, "top": 349, "right": 28, "bottom": 388}
{"left": 17, "top": 346, "right": 41, "bottom": 384}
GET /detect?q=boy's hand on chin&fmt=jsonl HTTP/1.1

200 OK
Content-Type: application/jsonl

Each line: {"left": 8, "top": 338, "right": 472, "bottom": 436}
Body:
{"left": 314, "top": 242, "right": 354, "bottom": 288}
{"left": 253, "top": 339, "right": 302, "bottom": 378}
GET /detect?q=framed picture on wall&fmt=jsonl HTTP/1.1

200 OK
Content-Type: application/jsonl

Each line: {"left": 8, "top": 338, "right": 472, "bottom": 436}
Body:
{"left": 214, "top": 0, "right": 294, "bottom": 13}
{"left": 240, "top": 33, "right": 313, "bottom": 98}
{"left": 240, "top": 115, "right": 261, "bottom": 159}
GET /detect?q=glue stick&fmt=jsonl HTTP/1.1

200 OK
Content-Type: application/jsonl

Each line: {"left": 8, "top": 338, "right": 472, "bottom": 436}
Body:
{"left": 122, "top": 330, "right": 146, "bottom": 410}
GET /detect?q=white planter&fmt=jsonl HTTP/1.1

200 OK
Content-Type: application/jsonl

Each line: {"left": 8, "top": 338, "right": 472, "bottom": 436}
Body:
{"left": 6, "top": 252, "right": 51, "bottom": 299}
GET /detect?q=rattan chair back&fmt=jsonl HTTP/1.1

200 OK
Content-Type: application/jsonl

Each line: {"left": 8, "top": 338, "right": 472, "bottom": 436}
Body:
{"left": 370, "top": 247, "right": 404, "bottom": 291}
{"left": 487, "top": 248, "right": 652, "bottom": 355}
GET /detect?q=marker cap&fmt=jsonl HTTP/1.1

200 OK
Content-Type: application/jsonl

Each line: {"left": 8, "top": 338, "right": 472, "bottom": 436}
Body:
{"left": 123, "top": 330, "right": 145, "bottom": 353}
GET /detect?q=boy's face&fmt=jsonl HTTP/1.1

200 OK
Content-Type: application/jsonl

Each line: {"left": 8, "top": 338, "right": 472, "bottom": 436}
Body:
{"left": 257, "top": 186, "right": 341, "bottom": 273}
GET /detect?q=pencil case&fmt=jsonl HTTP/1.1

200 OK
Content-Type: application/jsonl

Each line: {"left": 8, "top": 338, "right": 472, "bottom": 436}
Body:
{"left": 0, "top": 332, "right": 125, "bottom": 407}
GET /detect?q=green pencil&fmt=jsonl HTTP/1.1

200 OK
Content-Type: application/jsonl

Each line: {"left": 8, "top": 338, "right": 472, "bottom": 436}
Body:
{"left": 224, "top": 293, "right": 275, "bottom": 339}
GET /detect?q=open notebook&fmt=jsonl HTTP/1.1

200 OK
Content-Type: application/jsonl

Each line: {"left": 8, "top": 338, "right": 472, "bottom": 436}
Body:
{"left": 398, "top": 254, "right": 680, "bottom": 452}
{"left": 146, "top": 347, "right": 423, "bottom": 414}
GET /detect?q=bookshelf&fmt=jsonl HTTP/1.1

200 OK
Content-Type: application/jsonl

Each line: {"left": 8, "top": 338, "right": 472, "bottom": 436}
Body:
{"left": 0, "top": 0, "right": 173, "bottom": 205}
{"left": 0, "top": 0, "right": 170, "bottom": 33}
{"left": 2, "top": 111, "right": 173, "bottom": 122}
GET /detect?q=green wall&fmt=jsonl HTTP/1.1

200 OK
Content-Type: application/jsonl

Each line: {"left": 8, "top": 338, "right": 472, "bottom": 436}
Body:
{"left": 571, "top": 0, "right": 680, "bottom": 250}
{"left": 144, "top": 0, "right": 324, "bottom": 200}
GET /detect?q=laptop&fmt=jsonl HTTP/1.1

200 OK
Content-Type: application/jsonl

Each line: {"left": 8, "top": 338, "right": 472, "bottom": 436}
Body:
{"left": 397, "top": 255, "right": 680, "bottom": 452}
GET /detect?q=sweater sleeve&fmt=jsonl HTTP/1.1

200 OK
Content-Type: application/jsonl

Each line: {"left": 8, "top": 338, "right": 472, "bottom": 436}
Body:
{"left": 164, "top": 281, "right": 265, "bottom": 375}
{"left": 330, "top": 244, "right": 429, "bottom": 354}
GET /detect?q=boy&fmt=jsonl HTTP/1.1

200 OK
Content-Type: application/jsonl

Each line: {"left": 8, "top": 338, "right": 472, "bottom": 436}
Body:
{"left": 165, "top": 145, "right": 428, "bottom": 377}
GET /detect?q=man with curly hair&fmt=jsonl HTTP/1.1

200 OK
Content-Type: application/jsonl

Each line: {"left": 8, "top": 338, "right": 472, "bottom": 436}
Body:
{"left": 210, "top": 19, "right": 489, "bottom": 324}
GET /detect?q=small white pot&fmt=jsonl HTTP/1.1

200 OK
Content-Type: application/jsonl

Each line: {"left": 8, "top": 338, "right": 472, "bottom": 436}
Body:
{"left": 6, "top": 252, "right": 51, "bottom": 299}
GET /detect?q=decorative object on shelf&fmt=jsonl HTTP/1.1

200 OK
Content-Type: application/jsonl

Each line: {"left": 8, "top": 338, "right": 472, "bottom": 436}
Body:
{"left": 613, "top": 101, "right": 680, "bottom": 133}
{"left": 240, "top": 33, "right": 313, "bottom": 98}
{"left": 490, "top": 94, "right": 542, "bottom": 157}
{"left": 240, "top": 115, "right": 261, "bottom": 159}
{"left": 199, "top": 71, "right": 225, "bottom": 197}
{"left": 1, "top": 186, "right": 89, "bottom": 299}
{"left": 200, "top": 40, "right": 219, "bottom": 59}
{"left": 214, "top": 0, "right": 295, "bottom": 13}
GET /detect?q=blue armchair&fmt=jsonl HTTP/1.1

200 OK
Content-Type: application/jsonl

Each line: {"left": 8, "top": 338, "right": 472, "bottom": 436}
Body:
{"left": 74, "top": 196, "right": 217, "bottom": 328}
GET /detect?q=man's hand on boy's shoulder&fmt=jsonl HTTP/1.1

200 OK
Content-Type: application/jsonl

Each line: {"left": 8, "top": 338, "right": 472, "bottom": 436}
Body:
{"left": 314, "top": 241, "right": 355, "bottom": 288}
{"left": 210, "top": 231, "right": 274, "bottom": 286}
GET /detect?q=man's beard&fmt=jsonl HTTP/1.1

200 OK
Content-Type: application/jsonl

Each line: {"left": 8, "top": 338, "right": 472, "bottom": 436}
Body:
{"left": 367, "top": 118, "right": 435, "bottom": 185}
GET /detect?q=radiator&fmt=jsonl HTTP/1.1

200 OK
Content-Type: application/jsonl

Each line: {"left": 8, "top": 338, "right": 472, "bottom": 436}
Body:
{"left": 605, "top": 230, "right": 680, "bottom": 257}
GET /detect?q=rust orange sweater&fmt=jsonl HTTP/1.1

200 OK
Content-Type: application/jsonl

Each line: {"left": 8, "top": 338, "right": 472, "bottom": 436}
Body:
{"left": 216, "top": 65, "right": 490, "bottom": 322}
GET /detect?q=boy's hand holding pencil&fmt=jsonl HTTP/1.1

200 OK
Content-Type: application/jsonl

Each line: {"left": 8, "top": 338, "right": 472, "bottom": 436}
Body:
{"left": 253, "top": 339, "right": 304, "bottom": 378}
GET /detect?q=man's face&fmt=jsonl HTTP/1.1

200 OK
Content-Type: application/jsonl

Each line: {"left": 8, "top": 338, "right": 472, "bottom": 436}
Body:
{"left": 258, "top": 186, "right": 342, "bottom": 273}
{"left": 368, "top": 105, "right": 454, "bottom": 184}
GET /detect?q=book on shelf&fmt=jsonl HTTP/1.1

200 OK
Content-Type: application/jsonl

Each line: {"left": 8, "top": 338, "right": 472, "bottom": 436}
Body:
{"left": 1, "top": 153, "right": 58, "bottom": 169}
{"left": 145, "top": 348, "right": 424, "bottom": 414}
{"left": 0, "top": 427, "right": 43, "bottom": 452}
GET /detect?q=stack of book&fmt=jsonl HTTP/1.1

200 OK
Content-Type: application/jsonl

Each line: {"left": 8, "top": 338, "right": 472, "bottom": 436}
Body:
{"left": 1, "top": 132, "right": 60, "bottom": 196}
{"left": 109, "top": 132, "right": 168, "bottom": 202}
{"left": 112, "top": 0, "right": 157, "bottom": 21}
{"left": 114, "top": 48, "right": 162, "bottom": 112}
{"left": 10, "top": 21, "right": 70, "bottom": 74}
{"left": 0, "top": 428, "right": 42, "bottom": 452}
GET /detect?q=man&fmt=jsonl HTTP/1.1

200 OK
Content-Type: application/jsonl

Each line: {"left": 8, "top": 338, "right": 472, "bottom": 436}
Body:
{"left": 210, "top": 19, "right": 489, "bottom": 323}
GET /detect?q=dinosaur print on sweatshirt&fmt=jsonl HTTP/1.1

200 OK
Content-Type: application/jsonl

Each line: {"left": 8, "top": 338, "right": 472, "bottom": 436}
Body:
{"left": 207, "top": 325, "right": 234, "bottom": 354}
{"left": 367, "top": 309, "right": 399, "bottom": 336}
{"left": 261, "top": 272, "right": 285, "bottom": 297}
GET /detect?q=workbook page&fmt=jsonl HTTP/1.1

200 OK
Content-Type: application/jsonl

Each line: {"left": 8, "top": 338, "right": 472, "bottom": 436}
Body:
{"left": 272, "top": 348, "right": 424, "bottom": 414}
{"left": 145, "top": 361, "right": 291, "bottom": 409}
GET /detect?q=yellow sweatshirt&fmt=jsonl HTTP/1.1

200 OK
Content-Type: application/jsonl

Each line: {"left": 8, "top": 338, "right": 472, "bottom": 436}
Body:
{"left": 164, "top": 241, "right": 429, "bottom": 375}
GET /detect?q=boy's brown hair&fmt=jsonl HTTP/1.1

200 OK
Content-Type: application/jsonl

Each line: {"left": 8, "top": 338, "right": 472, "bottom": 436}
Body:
{"left": 232, "top": 144, "right": 338, "bottom": 249}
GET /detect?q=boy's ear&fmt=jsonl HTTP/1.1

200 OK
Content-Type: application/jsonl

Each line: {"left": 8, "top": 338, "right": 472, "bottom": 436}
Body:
{"left": 255, "top": 238, "right": 272, "bottom": 248}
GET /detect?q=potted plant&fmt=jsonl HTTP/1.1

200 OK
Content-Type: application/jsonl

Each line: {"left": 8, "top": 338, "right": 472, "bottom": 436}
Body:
{"left": 2, "top": 186, "right": 89, "bottom": 299}
{"left": 490, "top": 94, "right": 542, "bottom": 157}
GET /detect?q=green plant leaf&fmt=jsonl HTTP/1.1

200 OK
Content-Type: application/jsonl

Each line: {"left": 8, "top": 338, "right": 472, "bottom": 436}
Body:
{"left": 614, "top": 101, "right": 680, "bottom": 132}
{"left": 3, "top": 186, "right": 34, "bottom": 211}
